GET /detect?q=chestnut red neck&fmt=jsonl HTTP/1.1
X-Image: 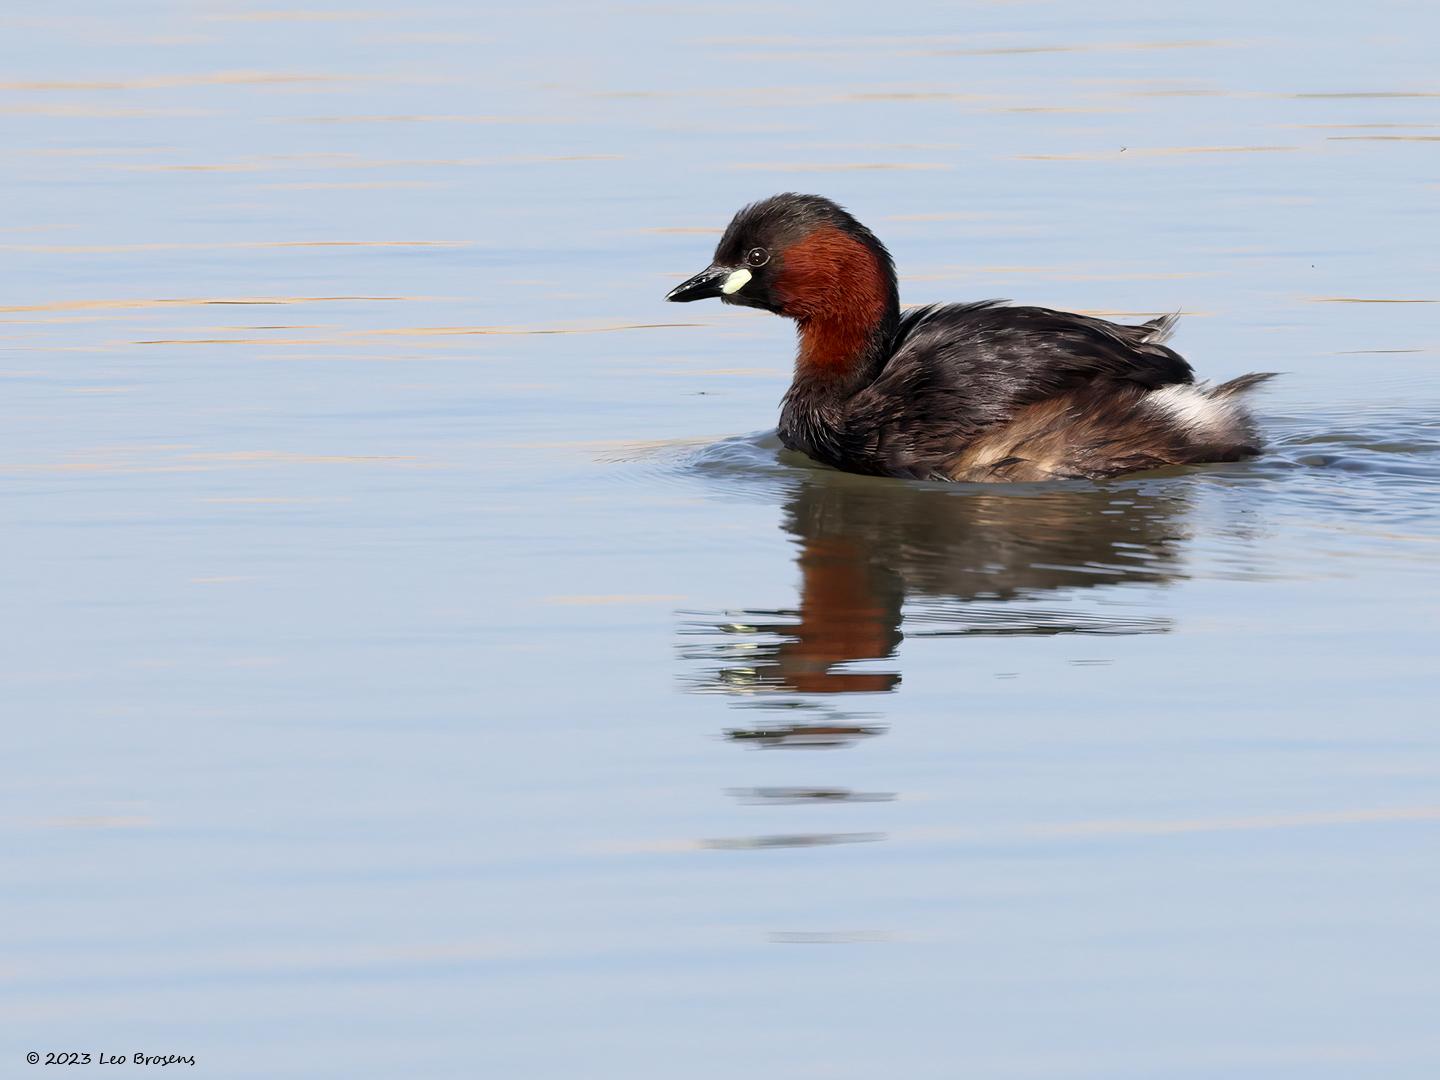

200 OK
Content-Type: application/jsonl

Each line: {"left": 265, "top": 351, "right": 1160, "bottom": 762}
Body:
{"left": 772, "top": 225, "right": 899, "bottom": 393}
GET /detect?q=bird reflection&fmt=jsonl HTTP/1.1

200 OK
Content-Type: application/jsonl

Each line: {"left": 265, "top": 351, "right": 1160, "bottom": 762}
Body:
{"left": 678, "top": 461, "right": 1195, "bottom": 899}
{"left": 680, "top": 466, "right": 1189, "bottom": 709}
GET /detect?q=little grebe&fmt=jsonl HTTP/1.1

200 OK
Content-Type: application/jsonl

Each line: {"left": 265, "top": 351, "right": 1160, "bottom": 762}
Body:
{"left": 666, "top": 193, "right": 1273, "bottom": 482}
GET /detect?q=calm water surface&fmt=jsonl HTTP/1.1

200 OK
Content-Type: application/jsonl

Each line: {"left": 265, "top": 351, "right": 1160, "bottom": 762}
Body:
{"left": 4, "top": 2, "right": 1439, "bottom": 1077}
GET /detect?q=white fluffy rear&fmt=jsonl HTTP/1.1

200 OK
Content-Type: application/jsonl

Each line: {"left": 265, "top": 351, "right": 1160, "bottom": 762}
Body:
{"left": 1145, "top": 384, "right": 1250, "bottom": 442}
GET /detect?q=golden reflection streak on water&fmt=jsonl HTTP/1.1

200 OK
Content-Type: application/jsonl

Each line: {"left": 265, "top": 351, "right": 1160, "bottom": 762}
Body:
{"left": 0, "top": 297, "right": 426, "bottom": 313}
{"left": 996, "top": 105, "right": 1134, "bottom": 114}
{"left": 13, "top": 323, "right": 342, "bottom": 338}
{"left": 256, "top": 181, "right": 453, "bottom": 190}
{"left": 592, "top": 86, "right": 991, "bottom": 105}
{"left": 705, "top": 36, "right": 1243, "bottom": 57}
{"left": 108, "top": 154, "right": 623, "bottom": 173}
{"left": 1290, "top": 91, "right": 1440, "bottom": 99}
{"left": 930, "top": 39, "right": 1244, "bottom": 56}
{"left": 769, "top": 931, "right": 889, "bottom": 944}
{"left": 0, "top": 72, "right": 349, "bottom": 90}
{"left": 189, "top": 451, "right": 415, "bottom": 463}
{"left": 1017, "top": 146, "right": 1302, "bottom": 160}
{"left": 604, "top": 805, "right": 1440, "bottom": 855}
{"left": 3, "top": 242, "right": 468, "bottom": 253}
{"left": 201, "top": 496, "right": 347, "bottom": 504}
{"left": 699, "top": 33, "right": 1229, "bottom": 46}
{"left": 799, "top": 141, "right": 976, "bottom": 151}
{"left": 731, "top": 162, "right": 952, "bottom": 172}
{"left": 1295, "top": 123, "right": 1440, "bottom": 129}
{"left": 201, "top": 9, "right": 391, "bottom": 21}
{"left": 355, "top": 322, "right": 706, "bottom": 337}
{"left": 0, "top": 105, "right": 217, "bottom": 118}
{"left": 494, "top": 437, "right": 723, "bottom": 464}
{"left": 1308, "top": 297, "right": 1438, "bottom": 304}
{"left": 276, "top": 114, "right": 575, "bottom": 125}
{"left": 0, "top": 449, "right": 437, "bottom": 476}
{"left": 840, "top": 91, "right": 990, "bottom": 102}
{"left": 108, "top": 338, "right": 413, "bottom": 347}
{"left": 130, "top": 322, "right": 710, "bottom": 345}
{"left": 651, "top": 368, "right": 783, "bottom": 377}
{"left": 122, "top": 163, "right": 256, "bottom": 173}
{"left": 371, "top": 32, "right": 494, "bottom": 45}
{"left": 157, "top": 324, "right": 334, "bottom": 332}
{"left": 543, "top": 595, "right": 689, "bottom": 606}
{"left": 903, "top": 267, "right": 1216, "bottom": 283}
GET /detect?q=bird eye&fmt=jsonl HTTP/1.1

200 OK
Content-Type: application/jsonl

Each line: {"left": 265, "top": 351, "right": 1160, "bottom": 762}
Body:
{"left": 745, "top": 247, "right": 770, "bottom": 268}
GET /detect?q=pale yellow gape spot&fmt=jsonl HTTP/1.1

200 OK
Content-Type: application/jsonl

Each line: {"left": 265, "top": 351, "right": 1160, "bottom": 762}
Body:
{"left": 720, "top": 268, "right": 752, "bottom": 295}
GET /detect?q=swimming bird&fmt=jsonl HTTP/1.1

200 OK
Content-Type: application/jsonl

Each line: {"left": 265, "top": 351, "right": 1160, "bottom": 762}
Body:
{"left": 666, "top": 193, "right": 1273, "bottom": 482}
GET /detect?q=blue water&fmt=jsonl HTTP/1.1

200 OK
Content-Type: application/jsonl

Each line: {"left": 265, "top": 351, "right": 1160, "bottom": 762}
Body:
{"left": 4, "top": 2, "right": 1439, "bottom": 1077}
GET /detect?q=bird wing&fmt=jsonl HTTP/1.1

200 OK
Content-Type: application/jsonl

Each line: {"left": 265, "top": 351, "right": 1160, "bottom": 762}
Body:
{"left": 850, "top": 301, "right": 1195, "bottom": 444}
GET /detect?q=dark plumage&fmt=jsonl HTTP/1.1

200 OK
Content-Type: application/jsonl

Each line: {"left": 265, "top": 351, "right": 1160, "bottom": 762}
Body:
{"left": 666, "top": 193, "right": 1274, "bottom": 482}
